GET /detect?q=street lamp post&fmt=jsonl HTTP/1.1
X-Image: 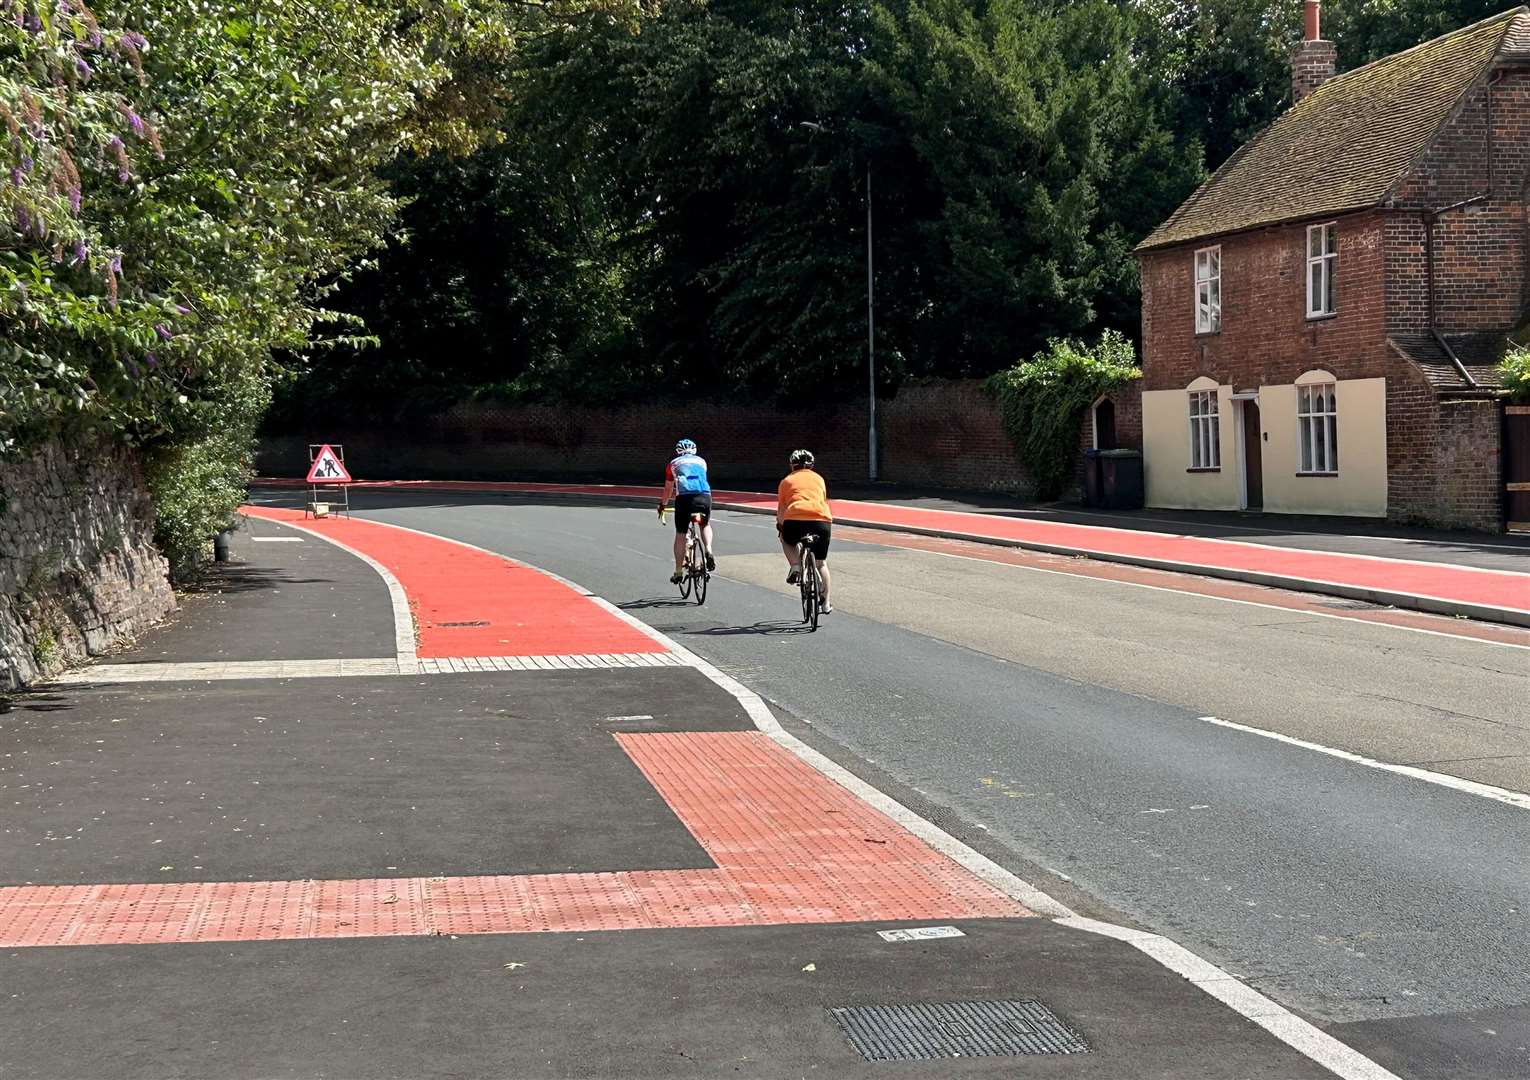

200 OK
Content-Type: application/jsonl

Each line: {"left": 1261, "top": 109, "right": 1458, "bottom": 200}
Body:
{"left": 864, "top": 163, "right": 876, "bottom": 482}
{"left": 800, "top": 122, "right": 876, "bottom": 482}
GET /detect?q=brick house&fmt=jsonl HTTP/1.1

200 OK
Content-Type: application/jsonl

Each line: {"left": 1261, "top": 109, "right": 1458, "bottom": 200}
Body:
{"left": 1133, "top": 2, "right": 1524, "bottom": 530}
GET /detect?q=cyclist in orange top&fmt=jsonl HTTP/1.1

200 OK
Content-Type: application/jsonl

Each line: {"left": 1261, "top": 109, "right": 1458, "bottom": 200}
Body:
{"left": 777, "top": 449, "right": 833, "bottom": 614}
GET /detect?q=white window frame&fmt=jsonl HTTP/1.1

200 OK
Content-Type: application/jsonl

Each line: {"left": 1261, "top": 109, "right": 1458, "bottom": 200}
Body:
{"left": 1297, "top": 382, "right": 1338, "bottom": 474}
{"left": 1306, "top": 224, "right": 1336, "bottom": 317}
{"left": 1194, "top": 246, "right": 1221, "bottom": 334}
{"left": 1188, "top": 388, "right": 1221, "bottom": 470}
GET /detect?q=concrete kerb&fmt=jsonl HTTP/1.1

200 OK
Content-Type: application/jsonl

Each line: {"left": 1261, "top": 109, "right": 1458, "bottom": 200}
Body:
{"left": 786, "top": 515, "right": 1530, "bottom": 631}
{"left": 254, "top": 484, "right": 1527, "bottom": 630}
{"left": 242, "top": 514, "right": 420, "bottom": 672}
{"left": 305, "top": 509, "right": 1402, "bottom": 1080}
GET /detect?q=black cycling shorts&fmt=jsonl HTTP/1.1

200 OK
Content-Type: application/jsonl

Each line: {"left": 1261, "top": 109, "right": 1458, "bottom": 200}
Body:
{"left": 673, "top": 493, "right": 712, "bottom": 535}
{"left": 780, "top": 519, "right": 831, "bottom": 559}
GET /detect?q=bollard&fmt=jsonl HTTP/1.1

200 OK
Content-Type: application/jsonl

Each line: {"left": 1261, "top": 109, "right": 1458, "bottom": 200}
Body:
{"left": 214, "top": 529, "right": 232, "bottom": 562}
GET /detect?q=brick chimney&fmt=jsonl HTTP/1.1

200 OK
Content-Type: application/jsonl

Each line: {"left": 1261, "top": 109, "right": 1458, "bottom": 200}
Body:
{"left": 1291, "top": 0, "right": 1338, "bottom": 103}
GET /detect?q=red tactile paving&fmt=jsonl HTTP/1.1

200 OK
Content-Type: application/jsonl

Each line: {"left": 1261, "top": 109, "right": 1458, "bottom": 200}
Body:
{"left": 254, "top": 479, "right": 1529, "bottom": 617}
{"left": 0, "top": 733, "right": 1031, "bottom": 948}
{"left": 241, "top": 505, "right": 663, "bottom": 658}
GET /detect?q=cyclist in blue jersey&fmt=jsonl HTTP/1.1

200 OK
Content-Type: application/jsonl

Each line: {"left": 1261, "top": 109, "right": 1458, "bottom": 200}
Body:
{"left": 659, "top": 438, "right": 716, "bottom": 584}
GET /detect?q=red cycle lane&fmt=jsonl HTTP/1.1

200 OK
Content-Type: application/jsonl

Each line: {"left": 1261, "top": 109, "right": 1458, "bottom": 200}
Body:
{"left": 254, "top": 477, "right": 1530, "bottom": 625}
{"left": 242, "top": 504, "right": 663, "bottom": 658}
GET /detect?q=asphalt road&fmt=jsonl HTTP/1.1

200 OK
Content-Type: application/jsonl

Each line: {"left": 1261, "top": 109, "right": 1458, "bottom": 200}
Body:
{"left": 308, "top": 491, "right": 1530, "bottom": 1076}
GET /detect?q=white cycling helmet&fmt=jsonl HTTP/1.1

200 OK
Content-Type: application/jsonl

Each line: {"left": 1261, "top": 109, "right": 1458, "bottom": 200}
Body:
{"left": 675, "top": 438, "right": 698, "bottom": 456}
{"left": 789, "top": 449, "right": 815, "bottom": 469}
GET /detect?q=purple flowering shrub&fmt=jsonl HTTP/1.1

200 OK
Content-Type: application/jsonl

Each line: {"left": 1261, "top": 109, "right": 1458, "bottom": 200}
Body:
{"left": 2, "top": 0, "right": 554, "bottom": 570}
{"left": 1, "top": 0, "right": 170, "bottom": 452}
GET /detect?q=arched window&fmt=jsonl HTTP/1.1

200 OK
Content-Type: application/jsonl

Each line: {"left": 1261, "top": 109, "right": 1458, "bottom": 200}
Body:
{"left": 1187, "top": 377, "right": 1221, "bottom": 469}
{"left": 1296, "top": 370, "right": 1338, "bottom": 474}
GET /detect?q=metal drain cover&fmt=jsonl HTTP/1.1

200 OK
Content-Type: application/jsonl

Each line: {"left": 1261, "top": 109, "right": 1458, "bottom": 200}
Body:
{"left": 830, "top": 999, "right": 1089, "bottom": 1061}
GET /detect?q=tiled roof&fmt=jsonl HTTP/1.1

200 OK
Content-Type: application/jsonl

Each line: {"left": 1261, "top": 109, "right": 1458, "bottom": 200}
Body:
{"left": 1389, "top": 333, "right": 1509, "bottom": 390}
{"left": 1506, "top": 6, "right": 1530, "bottom": 53}
{"left": 1139, "top": 8, "right": 1530, "bottom": 252}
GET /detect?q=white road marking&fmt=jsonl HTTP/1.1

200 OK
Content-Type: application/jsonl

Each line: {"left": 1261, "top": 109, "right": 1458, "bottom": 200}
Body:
{"left": 249, "top": 536, "right": 304, "bottom": 542}
{"left": 549, "top": 500, "right": 1530, "bottom": 640}
{"left": 910, "top": 546, "right": 1530, "bottom": 650}
{"left": 242, "top": 510, "right": 1405, "bottom": 1080}
{"left": 564, "top": 560, "right": 1402, "bottom": 1080}
{"left": 1198, "top": 716, "right": 1530, "bottom": 812}
{"left": 877, "top": 926, "right": 965, "bottom": 942}
{"left": 1059, "top": 916, "right": 1402, "bottom": 1080}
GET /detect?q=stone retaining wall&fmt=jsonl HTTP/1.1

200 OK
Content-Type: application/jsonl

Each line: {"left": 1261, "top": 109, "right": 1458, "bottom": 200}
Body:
{"left": 0, "top": 441, "right": 175, "bottom": 690}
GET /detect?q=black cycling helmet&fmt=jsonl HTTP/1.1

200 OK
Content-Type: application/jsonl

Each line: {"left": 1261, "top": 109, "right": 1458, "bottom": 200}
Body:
{"left": 789, "top": 449, "right": 815, "bottom": 469}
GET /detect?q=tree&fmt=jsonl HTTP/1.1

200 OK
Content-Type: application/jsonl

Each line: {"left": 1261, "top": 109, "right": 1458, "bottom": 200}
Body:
{"left": 2, "top": 0, "right": 647, "bottom": 570}
{"left": 863, "top": 0, "right": 1195, "bottom": 378}
{"left": 1130, "top": 0, "right": 1299, "bottom": 171}
{"left": 297, "top": 0, "right": 1194, "bottom": 408}
{"left": 285, "top": 0, "right": 1509, "bottom": 419}
{"left": 1326, "top": 0, "right": 1512, "bottom": 67}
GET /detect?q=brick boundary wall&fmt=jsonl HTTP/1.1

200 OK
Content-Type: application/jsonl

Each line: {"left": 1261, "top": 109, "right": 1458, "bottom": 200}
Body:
{"left": 877, "top": 381, "right": 1030, "bottom": 493}
{"left": 0, "top": 441, "right": 175, "bottom": 690}
{"left": 1386, "top": 356, "right": 1504, "bottom": 532}
{"left": 1433, "top": 396, "right": 1504, "bottom": 531}
{"left": 261, "top": 380, "right": 1100, "bottom": 499}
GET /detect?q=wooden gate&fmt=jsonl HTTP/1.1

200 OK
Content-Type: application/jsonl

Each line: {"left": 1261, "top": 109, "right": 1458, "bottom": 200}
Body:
{"left": 1508, "top": 405, "right": 1530, "bottom": 533}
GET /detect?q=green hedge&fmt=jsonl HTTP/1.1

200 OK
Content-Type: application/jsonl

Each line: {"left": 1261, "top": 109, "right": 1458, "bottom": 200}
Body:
{"left": 1503, "top": 346, "right": 1530, "bottom": 403}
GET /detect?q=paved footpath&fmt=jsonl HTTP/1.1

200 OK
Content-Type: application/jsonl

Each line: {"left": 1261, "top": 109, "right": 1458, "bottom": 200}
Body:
{"left": 257, "top": 478, "right": 1530, "bottom": 628}
{"left": 0, "top": 509, "right": 1396, "bottom": 1077}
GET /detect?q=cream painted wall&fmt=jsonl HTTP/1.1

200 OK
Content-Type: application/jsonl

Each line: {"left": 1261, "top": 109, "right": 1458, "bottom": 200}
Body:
{"left": 1258, "top": 377, "right": 1387, "bottom": 517}
{"left": 1142, "top": 386, "right": 1239, "bottom": 510}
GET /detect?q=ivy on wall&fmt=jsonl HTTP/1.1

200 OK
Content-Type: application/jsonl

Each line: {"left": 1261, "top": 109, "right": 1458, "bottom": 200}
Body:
{"left": 985, "top": 330, "right": 1140, "bottom": 499}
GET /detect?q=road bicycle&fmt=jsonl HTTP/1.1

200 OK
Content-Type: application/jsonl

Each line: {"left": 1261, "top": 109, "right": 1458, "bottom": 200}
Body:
{"left": 665, "top": 509, "right": 711, "bottom": 605}
{"left": 796, "top": 532, "right": 823, "bottom": 631}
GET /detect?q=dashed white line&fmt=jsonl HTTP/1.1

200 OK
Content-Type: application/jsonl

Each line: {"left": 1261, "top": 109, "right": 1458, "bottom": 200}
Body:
{"left": 1198, "top": 716, "right": 1530, "bottom": 812}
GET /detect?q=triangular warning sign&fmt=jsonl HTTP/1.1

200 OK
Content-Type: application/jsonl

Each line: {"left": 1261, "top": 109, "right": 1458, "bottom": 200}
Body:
{"left": 306, "top": 444, "right": 352, "bottom": 484}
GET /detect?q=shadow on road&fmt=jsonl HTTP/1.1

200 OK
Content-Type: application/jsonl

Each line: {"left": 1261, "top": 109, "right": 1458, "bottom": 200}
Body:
{"left": 179, "top": 566, "right": 335, "bottom": 596}
{"left": 1, "top": 692, "right": 73, "bottom": 713}
{"left": 620, "top": 596, "right": 694, "bottom": 610}
{"left": 687, "top": 620, "right": 814, "bottom": 637}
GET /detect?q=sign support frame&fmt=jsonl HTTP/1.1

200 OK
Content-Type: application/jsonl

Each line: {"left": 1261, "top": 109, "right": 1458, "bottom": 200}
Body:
{"left": 306, "top": 443, "right": 352, "bottom": 519}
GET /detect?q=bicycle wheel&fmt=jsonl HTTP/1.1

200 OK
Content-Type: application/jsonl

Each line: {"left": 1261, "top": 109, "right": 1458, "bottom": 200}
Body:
{"left": 677, "top": 531, "right": 693, "bottom": 598}
{"left": 798, "top": 545, "right": 812, "bottom": 622}
{"left": 691, "top": 523, "right": 708, "bottom": 606}
{"left": 801, "top": 549, "right": 820, "bottom": 631}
